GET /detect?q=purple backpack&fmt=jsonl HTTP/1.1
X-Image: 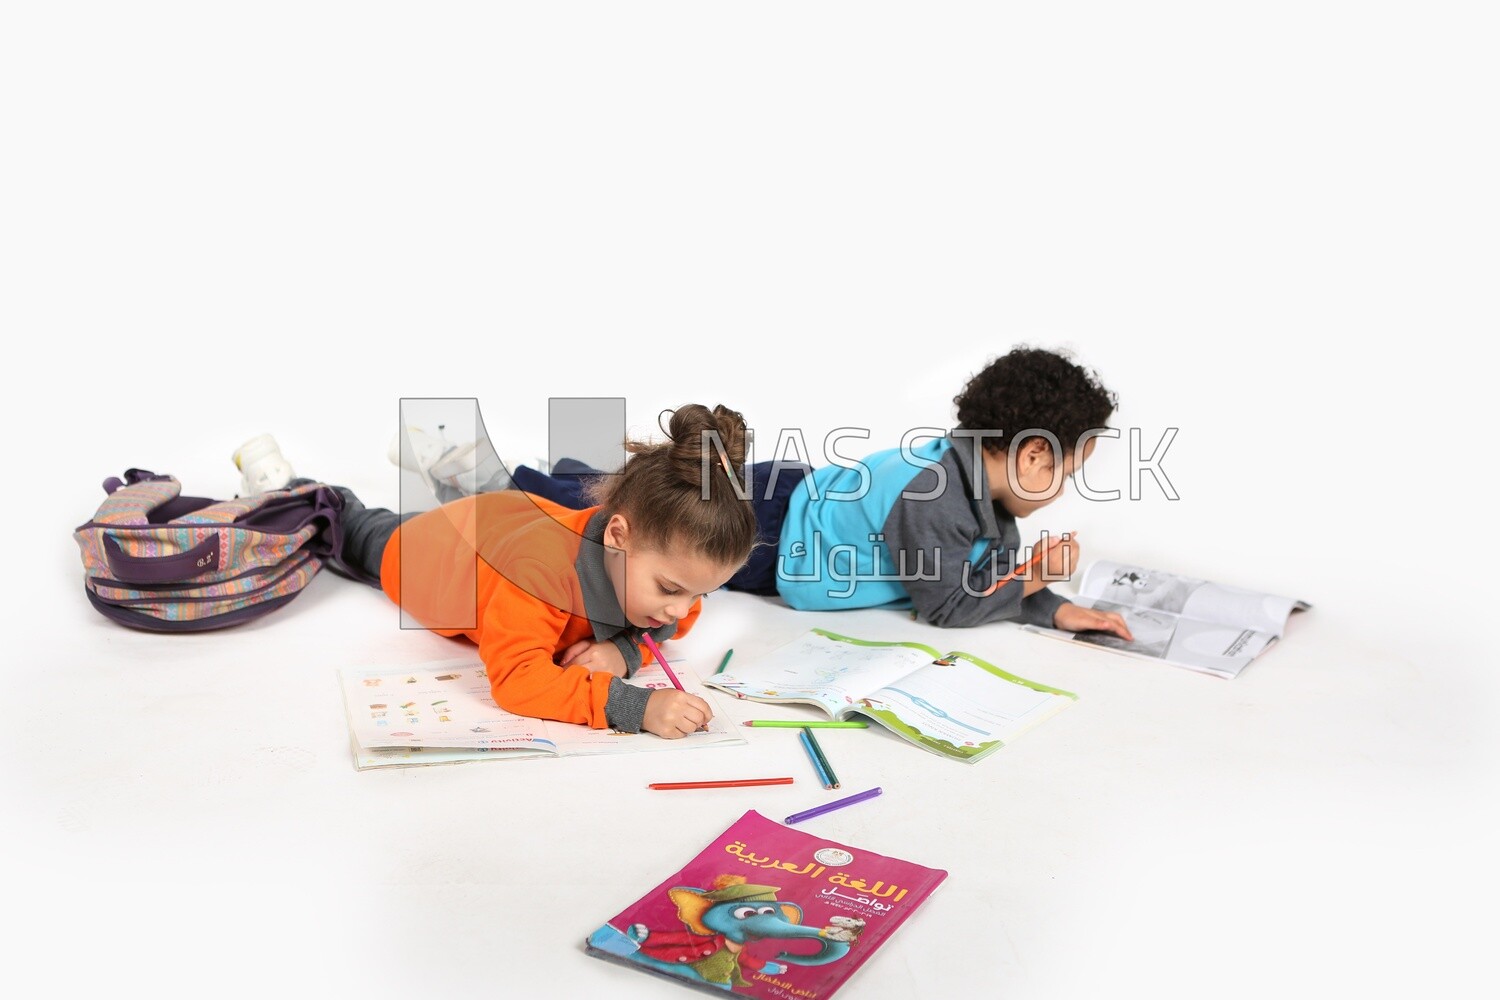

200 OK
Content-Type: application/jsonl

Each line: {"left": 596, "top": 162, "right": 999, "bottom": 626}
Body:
{"left": 73, "top": 469, "right": 347, "bottom": 631}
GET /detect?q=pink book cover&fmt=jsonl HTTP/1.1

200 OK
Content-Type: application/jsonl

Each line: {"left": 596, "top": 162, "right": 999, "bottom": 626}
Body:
{"left": 585, "top": 809, "right": 948, "bottom": 998}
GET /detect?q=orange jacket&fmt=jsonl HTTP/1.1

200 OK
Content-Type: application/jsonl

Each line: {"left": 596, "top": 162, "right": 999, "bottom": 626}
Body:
{"left": 379, "top": 491, "right": 701, "bottom": 730}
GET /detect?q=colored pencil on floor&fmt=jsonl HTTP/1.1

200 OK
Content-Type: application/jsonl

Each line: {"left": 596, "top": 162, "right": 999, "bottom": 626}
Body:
{"left": 648, "top": 777, "right": 794, "bottom": 790}
{"left": 743, "top": 720, "right": 870, "bottom": 729}
{"left": 799, "top": 728, "right": 836, "bottom": 789}
{"left": 801, "top": 727, "right": 840, "bottom": 789}
{"left": 785, "top": 787, "right": 883, "bottom": 825}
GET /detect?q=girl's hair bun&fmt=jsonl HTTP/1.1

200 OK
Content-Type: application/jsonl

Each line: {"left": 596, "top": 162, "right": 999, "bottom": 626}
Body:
{"left": 658, "top": 403, "right": 750, "bottom": 495}
{"left": 589, "top": 402, "right": 757, "bottom": 564}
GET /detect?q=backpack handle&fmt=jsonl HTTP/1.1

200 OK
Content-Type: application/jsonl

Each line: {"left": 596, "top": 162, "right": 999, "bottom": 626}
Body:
{"left": 103, "top": 534, "right": 220, "bottom": 584}
{"left": 103, "top": 469, "right": 176, "bottom": 495}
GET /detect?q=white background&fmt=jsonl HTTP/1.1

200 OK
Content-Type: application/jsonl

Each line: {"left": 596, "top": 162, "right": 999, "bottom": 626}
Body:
{"left": 4, "top": 3, "right": 1496, "bottom": 998}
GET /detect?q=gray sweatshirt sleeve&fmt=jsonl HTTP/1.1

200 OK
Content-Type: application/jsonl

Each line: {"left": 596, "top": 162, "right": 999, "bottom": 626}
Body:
{"left": 1017, "top": 584, "right": 1066, "bottom": 628}
{"left": 882, "top": 479, "right": 1068, "bottom": 629}
{"left": 602, "top": 620, "right": 680, "bottom": 731}
{"left": 608, "top": 633, "right": 644, "bottom": 677}
{"left": 605, "top": 678, "right": 653, "bottom": 733}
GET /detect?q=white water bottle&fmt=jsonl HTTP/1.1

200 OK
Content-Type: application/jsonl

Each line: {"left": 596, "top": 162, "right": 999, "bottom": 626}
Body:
{"left": 232, "top": 434, "right": 295, "bottom": 495}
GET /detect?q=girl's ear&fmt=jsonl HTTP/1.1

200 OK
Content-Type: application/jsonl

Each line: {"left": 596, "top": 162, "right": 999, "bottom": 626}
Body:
{"left": 604, "top": 513, "right": 631, "bottom": 550}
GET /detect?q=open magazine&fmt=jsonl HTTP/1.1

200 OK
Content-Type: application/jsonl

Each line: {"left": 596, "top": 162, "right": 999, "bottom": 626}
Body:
{"left": 586, "top": 809, "right": 947, "bottom": 997}
{"left": 704, "top": 628, "right": 1075, "bottom": 763}
{"left": 1022, "top": 559, "right": 1310, "bottom": 679}
{"left": 338, "top": 656, "right": 744, "bottom": 770}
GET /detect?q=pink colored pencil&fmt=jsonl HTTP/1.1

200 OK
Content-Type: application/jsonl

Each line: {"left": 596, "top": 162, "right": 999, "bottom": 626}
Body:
{"left": 640, "top": 633, "right": 684, "bottom": 691}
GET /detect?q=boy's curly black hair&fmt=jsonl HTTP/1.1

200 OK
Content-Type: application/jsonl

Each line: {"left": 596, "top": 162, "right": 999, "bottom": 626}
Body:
{"left": 953, "top": 346, "right": 1117, "bottom": 455}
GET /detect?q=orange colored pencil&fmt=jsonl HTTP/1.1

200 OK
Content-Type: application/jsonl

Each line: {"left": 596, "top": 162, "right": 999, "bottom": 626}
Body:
{"left": 984, "top": 532, "right": 1076, "bottom": 595}
{"left": 648, "top": 777, "right": 796, "bottom": 790}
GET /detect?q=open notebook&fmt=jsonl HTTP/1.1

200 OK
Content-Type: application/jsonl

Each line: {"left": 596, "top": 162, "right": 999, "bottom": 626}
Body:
{"left": 705, "top": 628, "right": 1075, "bottom": 763}
{"left": 339, "top": 656, "right": 744, "bottom": 769}
{"left": 1023, "top": 559, "right": 1310, "bottom": 678}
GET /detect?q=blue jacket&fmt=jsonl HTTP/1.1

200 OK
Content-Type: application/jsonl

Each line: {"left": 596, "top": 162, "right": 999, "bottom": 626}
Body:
{"left": 774, "top": 436, "right": 1066, "bottom": 628}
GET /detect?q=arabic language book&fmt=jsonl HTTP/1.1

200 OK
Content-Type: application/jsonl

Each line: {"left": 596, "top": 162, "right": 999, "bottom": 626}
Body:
{"left": 338, "top": 656, "right": 745, "bottom": 770}
{"left": 703, "top": 628, "right": 1075, "bottom": 764}
{"left": 1020, "top": 559, "right": 1311, "bottom": 679}
{"left": 585, "top": 809, "right": 946, "bottom": 998}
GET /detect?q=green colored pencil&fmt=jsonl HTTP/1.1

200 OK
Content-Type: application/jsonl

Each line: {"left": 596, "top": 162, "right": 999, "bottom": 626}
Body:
{"left": 801, "top": 728, "right": 840, "bottom": 789}
{"left": 742, "top": 720, "right": 870, "bottom": 729}
{"left": 715, "top": 649, "right": 734, "bottom": 674}
{"left": 798, "top": 728, "right": 837, "bottom": 789}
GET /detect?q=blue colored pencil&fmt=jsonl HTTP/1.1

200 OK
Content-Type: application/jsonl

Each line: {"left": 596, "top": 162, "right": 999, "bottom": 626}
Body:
{"left": 798, "top": 728, "right": 836, "bottom": 789}
{"left": 801, "top": 727, "right": 840, "bottom": 789}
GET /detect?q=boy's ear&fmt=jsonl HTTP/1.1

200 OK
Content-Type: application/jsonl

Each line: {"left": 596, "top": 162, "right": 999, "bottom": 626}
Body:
{"left": 604, "top": 513, "right": 631, "bottom": 549}
{"left": 1016, "top": 436, "right": 1055, "bottom": 469}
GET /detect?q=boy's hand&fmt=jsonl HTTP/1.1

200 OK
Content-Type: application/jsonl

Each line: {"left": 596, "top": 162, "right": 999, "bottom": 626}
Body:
{"left": 1038, "top": 533, "right": 1080, "bottom": 581}
{"left": 1022, "top": 533, "right": 1081, "bottom": 596}
{"left": 559, "top": 639, "right": 628, "bottom": 678}
{"left": 1053, "top": 601, "right": 1134, "bottom": 640}
{"left": 643, "top": 689, "right": 713, "bottom": 739}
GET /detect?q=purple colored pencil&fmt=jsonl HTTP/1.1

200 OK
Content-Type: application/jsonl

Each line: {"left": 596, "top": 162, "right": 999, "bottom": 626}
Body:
{"left": 784, "top": 786, "right": 883, "bottom": 825}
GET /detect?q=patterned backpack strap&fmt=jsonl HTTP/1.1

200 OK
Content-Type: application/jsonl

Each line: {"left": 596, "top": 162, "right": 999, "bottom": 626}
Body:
{"left": 92, "top": 470, "right": 182, "bottom": 525}
{"left": 102, "top": 468, "right": 175, "bottom": 493}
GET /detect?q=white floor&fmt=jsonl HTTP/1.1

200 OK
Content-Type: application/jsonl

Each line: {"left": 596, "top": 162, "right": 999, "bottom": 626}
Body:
{"left": 9, "top": 5, "right": 1497, "bottom": 999}
{"left": 15, "top": 557, "right": 1495, "bottom": 999}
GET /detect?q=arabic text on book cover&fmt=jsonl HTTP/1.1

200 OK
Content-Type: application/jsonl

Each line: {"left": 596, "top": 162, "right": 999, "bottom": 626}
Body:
{"left": 586, "top": 810, "right": 947, "bottom": 997}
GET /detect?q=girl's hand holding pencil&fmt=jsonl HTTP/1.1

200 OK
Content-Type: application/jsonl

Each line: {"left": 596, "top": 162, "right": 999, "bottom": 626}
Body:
{"left": 639, "top": 632, "right": 712, "bottom": 738}
{"left": 643, "top": 689, "right": 714, "bottom": 739}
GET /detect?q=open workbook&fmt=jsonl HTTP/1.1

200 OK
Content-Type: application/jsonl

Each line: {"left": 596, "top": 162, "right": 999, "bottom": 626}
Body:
{"left": 1021, "top": 559, "right": 1310, "bottom": 679}
{"left": 704, "top": 628, "right": 1075, "bottom": 763}
{"left": 338, "top": 657, "right": 744, "bottom": 770}
{"left": 586, "top": 809, "right": 947, "bottom": 998}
